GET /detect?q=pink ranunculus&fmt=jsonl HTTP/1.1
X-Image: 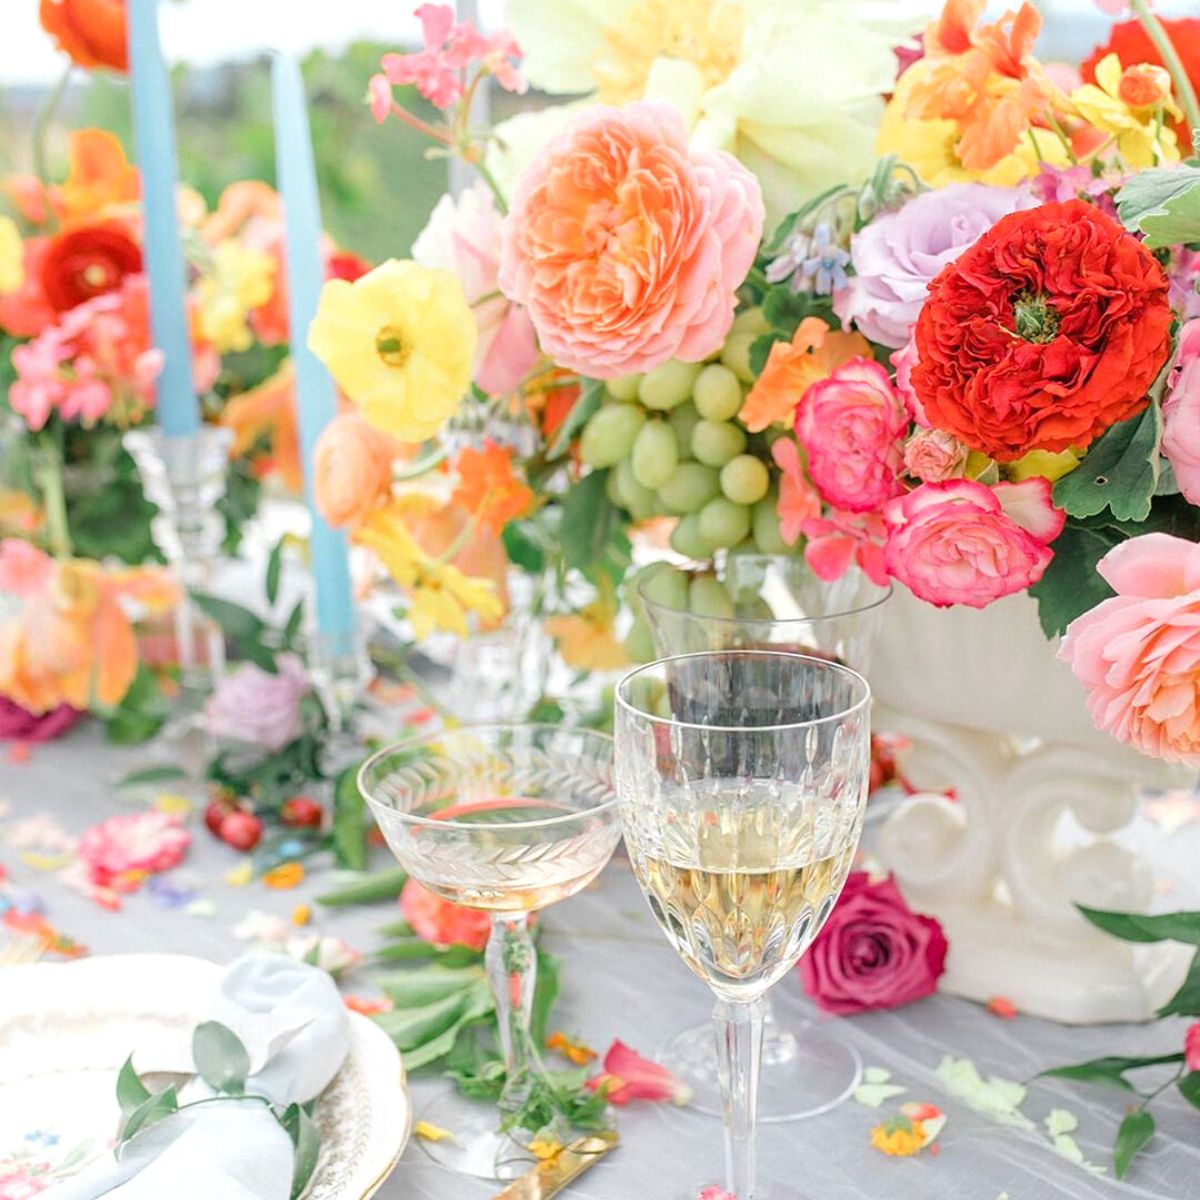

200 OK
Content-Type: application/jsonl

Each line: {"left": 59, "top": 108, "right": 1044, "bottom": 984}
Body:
{"left": 802, "top": 510, "right": 889, "bottom": 588}
{"left": 1169, "top": 249, "right": 1200, "bottom": 321}
{"left": 890, "top": 333, "right": 927, "bottom": 426}
{"left": 0, "top": 697, "right": 81, "bottom": 742}
{"left": 902, "top": 427, "right": 967, "bottom": 483}
{"left": 1059, "top": 534, "right": 1200, "bottom": 765}
{"left": 498, "top": 100, "right": 764, "bottom": 379}
{"left": 77, "top": 810, "right": 190, "bottom": 888}
{"left": 1162, "top": 319, "right": 1200, "bottom": 505}
{"left": 205, "top": 653, "right": 310, "bottom": 753}
{"left": 834, "top": 184, "right": 1035, "bottom": 349}
{"left": 882, "top": 478, "right": 1064, "bottom": 608}
{"left": 586, "top": 1040, "right": 691, "bottom": 1106}
{"left": 412, "top": 180, "right": 539, "bottom": 396}
{"left": 794, "top": 358, "right": 907, "bottom": 512}
{"left": 771, "top": 437, "right": 821, "bottom": 546}
{"left": 799, "top": 871, "right": 948, "bottom": 1015}
{"left": 400, "top": 879, "right": 490, "bottom": 951}
{"left": 1186, "top": 1023, "right": 1200, "bottom": 1072}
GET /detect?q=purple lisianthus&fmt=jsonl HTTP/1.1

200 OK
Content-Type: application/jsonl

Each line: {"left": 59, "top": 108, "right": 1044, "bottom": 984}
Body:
{"left": 205, "top": 653, "right": 310, "bottom": 753}
{"left": 834, "top": 183, "right": 1036, "bottom": 349}
{"left": 0, "top": 697, "right": 81, "bottom": 742}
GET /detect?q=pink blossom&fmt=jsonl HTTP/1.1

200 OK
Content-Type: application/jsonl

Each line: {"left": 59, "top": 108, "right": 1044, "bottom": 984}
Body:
{"left": 1163, "top": 320, "right": 1200, "bottom": 505}
{"left": 400, "top": 879, "right": 490, "bottom": 951}
{"left": 902, "top": 428, "right": 967, "bottom": 482}
{"left": 802, "top": 509, "right": 889, "bottom": 587}
{"left": 1168, "top": 249, "right": 1200, "bottom": 320}
{"left": 1059, "top": 534, "right": 1200, "bottom": 764}
{"left": 586, "top": 1040, "right": 691, "bottom": 1106}
{"left": 698, "top": 1190, "right": 737, "bottom": 1200}
{"left": 205, "top": 654, "right": 310, "bottom": 752}
{"left": 890, "top": 335, "right": 927, "bottom": 426}
{"left": 771, "top": 437, "right": 820, "bottom": 545}
{"left": 795, "top": 358, "right": 907, "bottom": 512}
{"left": 368, "top": 74, "right": 393, "bottom": 123}
{"left": 1031, "top": 162, "right": 1123, "bottom": 216}
{"left": 1186, "top": 1023, "right": 1200, "bottom": 1073}
{"left": 883, "top": 478, "right": 1063, "bottom": 608}
{"left": 0, "top": 538, "right": 56, "bottom": 596}
{"left": 77, "top": 810, "right": 189, "bottom": 888}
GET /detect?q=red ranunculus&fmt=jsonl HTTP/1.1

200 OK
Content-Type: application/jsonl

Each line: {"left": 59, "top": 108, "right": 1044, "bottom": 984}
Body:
{"left": 799, "top": 871, "right": 948, "bottom": 1015}
{"left": 913, "top": 200, "right": 1172, "bottom": 462}
{"left": 1083, "top": 18, "right": 1200, "bottom": 144}
{"left": 40, "top": 0, "right": 128, "bottom": 73}
{"left": 41, "top": 222, "right": 142, "bottom": 313}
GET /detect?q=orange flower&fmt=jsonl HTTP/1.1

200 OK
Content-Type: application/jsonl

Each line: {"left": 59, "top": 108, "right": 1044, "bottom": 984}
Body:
{"left": 546, "top": 1031, "right": 598, "bottom": 1066}
{"left": 54, "top": 129, "right": 139, "bottom": 226}
{"left": 220, "top": 363, "right": 304, "bottom": 494}
{"left": 544, "top": 596, "right": 628, "bottom": 672}
{"left": 450, "top": 440, "right": 534, "bottom": 536}
{"left": 0, "top": 238, "right": 57, "bottom": 338}
{"left": 40, "top": 0, "right": 128, "bottom": 72}
{"left": 201, "top": 181, "right": 284, "bottom": 243}
{"left": 738, "top": 318, "right": 871, "bottom": 433}
{"left": 312, "top": 410, "right": 403, "bottom": 528}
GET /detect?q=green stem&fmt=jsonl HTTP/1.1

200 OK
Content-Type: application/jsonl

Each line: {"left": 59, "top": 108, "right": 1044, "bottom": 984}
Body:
{"left": 32, "top": 66, "right": 72, "bottom": 188}
{"left": 1130, "top": 0, "right": 1200, "bottom": 154}
{"left": 746, "top": 265, "right": 770, "bottom": 292}
{"left": 33, "top": 433, "right": 72, "bottom": 558}
{"left": 474, "top": 158, "right": 509, "bottom": 216}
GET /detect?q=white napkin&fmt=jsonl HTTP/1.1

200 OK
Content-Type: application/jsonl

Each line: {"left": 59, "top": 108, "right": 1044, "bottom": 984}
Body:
{"left": 44, "top": 954, "right": 350, "bottom": 1200}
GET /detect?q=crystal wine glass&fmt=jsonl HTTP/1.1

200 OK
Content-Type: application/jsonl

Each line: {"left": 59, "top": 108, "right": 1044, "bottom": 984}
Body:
{"left": 615, "top": 651, "right": 871, "bottom": 1200}
{"left": 638, "top": 560, "right": 889, "bottom": 1124}
{"left": 358, "top": 723, "right": 620, "bottom": 1180}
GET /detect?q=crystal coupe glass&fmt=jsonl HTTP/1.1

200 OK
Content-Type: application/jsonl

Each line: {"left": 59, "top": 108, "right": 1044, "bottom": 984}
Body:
{"left": 358, "top": 723, "right": 620, "bottom": 1179}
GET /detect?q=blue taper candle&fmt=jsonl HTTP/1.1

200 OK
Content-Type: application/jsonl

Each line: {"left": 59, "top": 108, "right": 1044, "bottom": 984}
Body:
{"left": 125, "top": 0, "right": 200, "bottom": 438}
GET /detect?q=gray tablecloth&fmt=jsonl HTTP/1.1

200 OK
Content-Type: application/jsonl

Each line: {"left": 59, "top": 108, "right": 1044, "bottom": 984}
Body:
{"left": 2, "top": 724, "right": 1197, "bottom": 1200}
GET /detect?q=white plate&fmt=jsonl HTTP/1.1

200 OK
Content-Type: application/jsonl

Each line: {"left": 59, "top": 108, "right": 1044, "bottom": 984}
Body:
{"left": 0, "top": 954, "right": 411, "bottom": 1199}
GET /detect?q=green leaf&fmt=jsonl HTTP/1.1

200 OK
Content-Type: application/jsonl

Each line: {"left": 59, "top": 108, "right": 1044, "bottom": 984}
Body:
{"left": 316, "top": 866, "right": 409, "bottom": 907}
{"left": 1113, "top": 1109, "right": 1155, "bottom": 1180}
{"left": 378, "top": 964, "right": 487, "bottom": 1008}
{"left": 104, "top": 665, "right": 174, "bottom": 746}
{"left": 1041, "top": 1053, "right": 1184, "bottom": 1091}
{"left": 1078, "top": 905, "right": 1200, "bottom": 945}
{"left": 1116, "top": 165, "right": 1200, "bottom": 249}
{"left": 1053, "top": 405, "right": 1162, "bottom": 523}
{"left": 1029, "top": 523, "right": 1118, "bottom": 637}
{"left": 749, "top": 331, "right": 785, "bottom": 378}
{"left": 546, "top": 378, "right": 603, "bottom": 460}
{"left": 281, "top": 1103, "right": 321, "bottom": 1200}
{"left": 375, "top": 977, "right": 494, "bottom": 1069}
{"left": 1158, "top": 948, "right": 1200, "bottom": 1018}
{"left": 502, "top": 522, "right": 546, "bottom": 575}
{"left": 560, "top": 471, "right": 631, "bottom": 586}
{"left": 266, "top": 538, "right": 284, "bottom": 607}
{"left": 530, "top": 951, "right": 559, "bottom": 1048}
{"left": 113, "top": 764, "right": 189, "bottom": 789}
{"left": 119, "top": 1085, "right": 179, "bottom": 1143}
{"left": 192, "top": 1021, "right": 251, "bottom": 1094}
{"left": 1179, "top": 1072, "right": 1200, "bottom": 1111}
{"left": 283, "top": 599, "right": 305, "bottom": 648}
{"left": 192, "top": 593, "right": 268, "bottom": 644}
{"left": 374, "top": 938, "right": 482, "bottom": 966}
{"left": 330, "top": 762, "right": 367, "bottom": 871}
{"left": 116, "top": 1055, "right": 152, "bottom": 1115}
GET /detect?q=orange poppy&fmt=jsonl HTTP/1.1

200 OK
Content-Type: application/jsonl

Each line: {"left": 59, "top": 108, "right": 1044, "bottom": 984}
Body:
{"left": 219, "top": 363, "right": 304, "bottom": 494}
{"left": 40, "top": 0, "right": 128, "bottom": 73}
{"left": 54, "top": 129, "right": 140, "bottom": 225}
{"left": 40, "top": 220, "right": 142, "bottom": 312}
{"left": 450, "top": 440, "right": 534, "bottom": 535}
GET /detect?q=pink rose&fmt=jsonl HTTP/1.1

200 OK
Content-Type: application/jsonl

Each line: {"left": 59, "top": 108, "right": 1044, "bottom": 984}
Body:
{"left": 882, "top": 478, "right": 1064, "bottom": 608}
{"left": 400, "top": 879, "right": 490, "bottom": 951}
{"left": 891, "top": 334, "right": 928, "bottom": 426}
{"left": 1059, "top": 533, "right": 1200, "bottom": 764}
{"left": 799, "top": 871, "right": 948, "bottom": 1015}
{"left": 1187, "top": 1023, "right": 1200, "bottom": 1073}
{"left": 205, "top": 653, "right": 310, "bottom": 752}
{"left": 1162, "top": 319, "right": 1200, "bottom": 505}
{"left": 77, "top": 810, "right": 189, "bottom": 887}
{"left": 498, "top": 101, "right": 763, "bottom": 378}
{"left": 794, "top": 358, "right": 907, "bottom": 512}
{"left": 902, "top": 427, "right": 967, "bottom": 482}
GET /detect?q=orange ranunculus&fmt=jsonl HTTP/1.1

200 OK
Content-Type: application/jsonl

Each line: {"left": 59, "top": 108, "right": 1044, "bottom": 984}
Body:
{"left": 54, "top": 129, "right": 139, "bottom": 225}
{"left": 0, "top": 539, "right": 178, "bottom": 714}
{"left": 5, "top": 176, "right": 51, "bottom": 226}
{"left": 40, "top": 0, "right": 128, "bottom": 72}
{"left": 738, "top": 318, "right": 871, "bottom": 433}
{"left": 0, "top": 238, "right": 57, "bottom": 338}
{"left": 201, "top": 181, "right": 283, "bottom": 243}
{"left": 40, "top": 221, "right": 142, "bottom": 312}
{"left": 450, "top": 440, "right": 534, "bottom": 536}
{"left": 312, "top": 410, "right": 403, "bottom": 528}
{"left": 219, "top": 363, "right": 305, "bottom": 494}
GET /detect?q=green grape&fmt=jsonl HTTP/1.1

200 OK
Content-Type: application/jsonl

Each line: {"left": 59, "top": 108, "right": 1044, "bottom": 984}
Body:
{"left": 579, "top": 403, "right": 646, "bottom": 468}
{"left": 631, "top": 420, "right": 679, "bottom": 490}
{"left": 720, "top": 454, "right": 770, "bottom": 505}
{"left": 670, "top": 514, "right": 714, "bottom": 560}
{"left": 668, "top": 403, "right": 701, "bottom": 460}
{"left": 605, "top": 467, "right": 624, "bottom": 506}
{"left": 614, "top": 458, "right": 658, "bottom": 521}
{"left": 688, "top": 573, "right": 736, "bottom": 619}
{"left": 640, "top": 562, "right": 690, "bottom": 613}
{"left": 692, "top": 363, "right": 744, "bottom": 422}
{"left": 697, "top": 496, "right": 751, "bottom": 549}
{"left": 736, "top": 595, "right": 775, "bottom": 621}
{"left": 692, "top": 420, "right": 747, "bottom": 468}
{"left": 720, "top": 333, "right": 757, "bottom": 383}
{"left": 607, "top": 374, "right": 643, "bottom": 402}
{"left": 639, "top": 360, "right": 702, "bottom": 411}
{"left": 623, "top": 619, "right": 655, "bottom": 664}
{"left": 657, "top": 462, "right": 721, "bottom": 515}
{"left": 752, "top": 491, "right": 791, "bottom": 555}
{"left": 731, "top": 306, "right": 770, "bottom": 339}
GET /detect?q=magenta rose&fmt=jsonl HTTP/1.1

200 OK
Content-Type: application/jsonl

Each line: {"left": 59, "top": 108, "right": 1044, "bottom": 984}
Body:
{"left": 794, "top": 358, "right": 907, "bottom": 513}
{"left": 1162, "top": 319, "right": 1200, "bottom": 506}
{"left": 882, "top": 477, "right": 1064, "bottom": 608}
{"left": 799, "top": 871, "right": 948, "bottom": 1015}
{"left": 0, "top": 697, "right": 81, "bottom": 742}
{"left": 205, "top": 653, "right": 310, "bottom": 752}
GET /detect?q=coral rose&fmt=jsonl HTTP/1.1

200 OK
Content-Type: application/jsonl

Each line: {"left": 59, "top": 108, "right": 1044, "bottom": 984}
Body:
{"left": 40, "top": 221, "right": 142, "bottom": 312}
{"left": 913, "top": 200, "right": 1172, "bottom": 461}
{"left": 40, "top": 0, "right": 127, "bottom": 72}
{"left": 799, "top": 871, "right": 948, "bottom": 1015}
{"left": 882, "top": 477, "right": 1064, "bottom": 608}
{"left": 1059, "top": 534, "right": 1200, "bottom": 765}
{"left": 400, "top": 879, "right": 490, "bottom": 951}
{"left": 313, "top": 412, "right": 401, "bottom": 529}
{"left": 498, "top": 100, "right": 763, "bottom": 378}
{"left": 794, "top": 358, "right": 907, "bottom": 513}
{"left": 1162, "top": 320, "right": 1200, "bottom": 507}
{"left": 902, "top": 427, "right": 967, "bottom": 482}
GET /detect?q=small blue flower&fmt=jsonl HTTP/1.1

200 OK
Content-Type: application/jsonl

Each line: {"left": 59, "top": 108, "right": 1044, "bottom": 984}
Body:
{"left": 799, "top": 224, "right": 850, "bottom": 295}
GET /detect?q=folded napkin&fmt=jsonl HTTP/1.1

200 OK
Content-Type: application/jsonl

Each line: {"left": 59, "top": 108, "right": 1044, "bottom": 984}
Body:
{"left": 45, "top": 954, "right": 350, "bottom": 1200}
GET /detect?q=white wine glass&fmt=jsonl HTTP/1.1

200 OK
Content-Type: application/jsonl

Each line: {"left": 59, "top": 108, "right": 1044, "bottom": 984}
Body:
{"left": 615, "top": 651, "right": 871, "bottom": 1199}
{"left": 358, "top": 723, "right": 620, "bottom": 1179}
{"left": 637, "top": 560, "right": 890, "bottom": 1123}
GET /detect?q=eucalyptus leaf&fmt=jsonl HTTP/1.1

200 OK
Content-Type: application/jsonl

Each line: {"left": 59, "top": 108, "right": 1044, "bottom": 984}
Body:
{"left": 266, "top": 538, "right": 284, "bottom": 607}
{"left": 192, "top": 1021, "right": 251, "bottom": 1094}
{"left": 283, "top": 599, "right": 305, "bottom": 648}
{"left": 281, "top": 1103, "right": 321, "bottom": 1200}
{"left": 1113, "top": 1109, "right": 1155, "bottom": 1180}
{"left": 116, "top": 1055, "right": 152, "bottom": 1115}
{"left": 119, "top": 1085, "right": 179, "bottom": 1143}
{"left": 1053, "top": 405, "right": 1161, "bottom": 523}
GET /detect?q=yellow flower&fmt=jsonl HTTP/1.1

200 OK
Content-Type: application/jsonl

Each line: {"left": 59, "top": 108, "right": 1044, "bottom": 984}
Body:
{"left": 544, "top": 593, "right": 629, "bottom": 672}
{"left": 308, "top": 259, "right": 476, "bottom": 443}
{"left": 0, "top": 216, "right": 25, "bottom": 294}
{"left": 195, "top": 239, "right": 276, "bottom": 353}
{"left": 1070, "top": 54, "right": 1181, "bottom": 169}
{"left": 870, "top": 1116, "right": 927, "bottom": 1157}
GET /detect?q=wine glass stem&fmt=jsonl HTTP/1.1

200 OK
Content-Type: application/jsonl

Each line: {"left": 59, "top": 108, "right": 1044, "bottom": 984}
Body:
{"left": 486, "top": 911, "right": 538, "bottom": 1119}
{"left": 713, "top": 996, "right": 765, "bottom": 1200}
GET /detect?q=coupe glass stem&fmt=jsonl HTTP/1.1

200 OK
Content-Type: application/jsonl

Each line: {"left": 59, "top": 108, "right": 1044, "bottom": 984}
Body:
{"left": 487, "top": 911, "right": 538, "bottom": 1120}
{"left": 714, "top": 996, "right": 765, "bottom": 1200}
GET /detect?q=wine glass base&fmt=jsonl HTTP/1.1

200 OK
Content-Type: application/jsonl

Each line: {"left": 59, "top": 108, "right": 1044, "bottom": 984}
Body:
{"left": 659, "top": 1018, "right": 862, "bottom": 1123}
{"left": 412, "top": 1090, "right": 541, "bottom": 1181}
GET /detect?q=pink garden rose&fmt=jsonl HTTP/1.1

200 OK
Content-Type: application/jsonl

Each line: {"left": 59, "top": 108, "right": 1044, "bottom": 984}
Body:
{"left": 1162, "top": 319, "right": 1200, "bottom": 505}
{"left": 1059, "top": 533, "right": 1200, "bottom": 765}
{"left": 883, "top": 478, "right": 1064, "bottom": 608}
{"left": 498, "top": 101, "right": 763, "bottom": 378}
{"left": 1186, "top": 1023, "right": 1200, "bottom": 1073}
{"left": 902, "top": 427, "right": 967, "bottom": 482}
{"left": 0, "top": 697, "right": 81, "bottom": 742}
{"left": 205, "top": 653, "right": 309, "bottom": 752}
{"left": 400, "top": 879, "right": 491, "bottom": 951}
{"left": 799, "top": 871, "right": 948, "bottom": 1015}
{"left": 794, "top": 358, "right": 907, "bottom": 512}
{"left": 77, "top": 810, "right": 190, "bottom": 888}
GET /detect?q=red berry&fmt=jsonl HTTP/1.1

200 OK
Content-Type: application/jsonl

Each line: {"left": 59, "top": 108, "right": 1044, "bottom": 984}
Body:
{"left": 280, "top": 796, "right": 324, "bottom": 829}
{"left": 219, "top": 810, "right": 263, "bottom": 851}
{"left": 204, "top": 800, "right": 231, "bottom": 837}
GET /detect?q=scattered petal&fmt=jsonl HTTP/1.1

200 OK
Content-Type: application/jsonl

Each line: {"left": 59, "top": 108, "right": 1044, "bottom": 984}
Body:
{"left": 587, "top": 1040, "right": 692, "bottom": 1106}
{"left": 225, "top": 860, "right": 254, "bottom": 887}
{"left": 698, "top": 1190, "right": 737, "bottom": 1200}
{"left": 1045, "top": 1109, "right": 1079, "bottom": 1137}
{"left": 528, "top": 1137, "right": 562, "bottom": 1161}
{"left": 936, "top": 1056, "right": 1034, "bottom": 1130}
{"left": 153, "top": 792, "right": 193, "bottom": 817}
{"left": 263, "top": 862, "right": 306, "bottom": 890}
{"left": 546, "top": 1030, "right": 597, "bottom": 1065}
{"left": 854, "top": 1082, "right": 908, "bottom": 1108}
{"left": 345, "top": 994, "right": 394, "bottom": 1016}
{"left": 863, "top": 1067, "right": 893, "bottom": 1085}
{"left": 19, "top": 851, "right": 71, "bottom": 871}
{"left": 987, "top": 995, "right": 1018, "bottom": 1019}
{"left": 184, "top": 899, "right": 216, "bottom": 918}
{"left": 414, "top": 1120, "right": 456, "bottom": 1143}
{"left": 292, "top": 903, "right": 312, "bottom": 926}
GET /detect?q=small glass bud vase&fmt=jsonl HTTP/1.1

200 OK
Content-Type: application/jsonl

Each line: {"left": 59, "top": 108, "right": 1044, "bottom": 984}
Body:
{"left": 306, "top": 626, "right": 373, "bottom": 768}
